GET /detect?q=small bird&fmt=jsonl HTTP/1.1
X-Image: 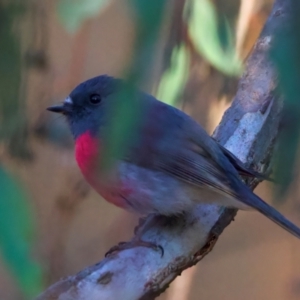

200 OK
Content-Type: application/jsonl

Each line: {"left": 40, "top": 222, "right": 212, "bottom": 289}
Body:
{"left": 47, "top": 75, "right": 300, "bottom": 245}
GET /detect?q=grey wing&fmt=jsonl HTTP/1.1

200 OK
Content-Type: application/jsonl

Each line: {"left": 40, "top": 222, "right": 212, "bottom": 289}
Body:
{"left": 155, "top": 137, "right": 268, "bottom": 194}
{"left": 155, "top": 140, "right": 238, "bottom": 199}
{"left": 129, "top": 99, "right": 243, "bottom": 198}
{"left": 145, "top": 109, "right": 243, "bottom": 199}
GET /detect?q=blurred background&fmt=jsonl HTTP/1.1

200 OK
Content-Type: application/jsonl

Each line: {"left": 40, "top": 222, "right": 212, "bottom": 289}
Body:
{"left": 2, "top": 0, "right": 300, "bottom": 299}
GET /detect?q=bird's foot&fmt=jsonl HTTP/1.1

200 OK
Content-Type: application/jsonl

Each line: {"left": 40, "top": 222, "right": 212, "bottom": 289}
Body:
{"left": 105, "top": 239, "right": 164, "bottom": 257}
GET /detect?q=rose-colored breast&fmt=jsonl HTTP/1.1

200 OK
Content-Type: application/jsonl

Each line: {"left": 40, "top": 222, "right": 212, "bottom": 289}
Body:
{"left": 75, "top": 131, "right": 133, "bottom": 209}
{"left": 75, "top": 131, "right": 99, "bottom": 174}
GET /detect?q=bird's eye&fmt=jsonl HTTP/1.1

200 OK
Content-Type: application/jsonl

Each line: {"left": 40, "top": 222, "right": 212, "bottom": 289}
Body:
{"left": 89, "top": 94, "right": 102, "bottom": 105}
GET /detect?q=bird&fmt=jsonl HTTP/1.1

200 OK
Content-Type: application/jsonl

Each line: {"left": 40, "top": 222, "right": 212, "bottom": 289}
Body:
{"left": 47, "top": 74, "right": 300, "bottom": 251}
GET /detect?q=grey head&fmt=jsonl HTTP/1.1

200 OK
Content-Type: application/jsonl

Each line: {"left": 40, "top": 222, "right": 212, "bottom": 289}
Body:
{"left": 47, "top": 75, "right": 122, "bottom": 139}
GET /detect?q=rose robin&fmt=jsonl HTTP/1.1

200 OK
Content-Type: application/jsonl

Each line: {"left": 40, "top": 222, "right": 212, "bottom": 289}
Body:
{"left": 47, "top": 75, "right": 300, "bottom": 246}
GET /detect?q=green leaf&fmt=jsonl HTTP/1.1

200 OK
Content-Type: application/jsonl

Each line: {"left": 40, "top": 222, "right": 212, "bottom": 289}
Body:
{"left": 187, "top": 0, "right": 242, "bottom": 76}
{"left": 156, "top": 44, "right": 190, "bottom": 106}
{"left": 101, "top": 0, "right": 168, "bottom": 168}
{"left": 269, "top": 0, "right": 300, "bottom": 200}
{"left": 57, "top": 0, "right": 109, "bottom": 33}
{"left": 0, "top": 167, "right": 43, "bottom": 298}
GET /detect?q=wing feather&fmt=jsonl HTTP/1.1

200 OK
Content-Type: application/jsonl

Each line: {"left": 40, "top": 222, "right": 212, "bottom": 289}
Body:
{"left": 155, "top": 145, "right": 237, "bottom": 199}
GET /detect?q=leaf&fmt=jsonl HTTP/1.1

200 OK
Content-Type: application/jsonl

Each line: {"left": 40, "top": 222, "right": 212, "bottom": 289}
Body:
{"left": 187, "top": 0, "right": 242, "bottom": 76}
{"left": 0, "top": 167, "right": 43, "bottom": 298}
{"left": 101, "top": 0, "right": 168, "bottom": 168}
{"left": 156, "top": 44, "right": 190, "bottom": 106}
{"left": 269, "top": 0, "right": 300, "bottom": 200}
{"left": 57, "top": 0, "right": 109, "bottom": 33}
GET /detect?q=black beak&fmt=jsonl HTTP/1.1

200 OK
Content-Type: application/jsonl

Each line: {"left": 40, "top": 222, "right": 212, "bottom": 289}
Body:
{"left": 47, "top": 105, "right": 65, "bottom": 114}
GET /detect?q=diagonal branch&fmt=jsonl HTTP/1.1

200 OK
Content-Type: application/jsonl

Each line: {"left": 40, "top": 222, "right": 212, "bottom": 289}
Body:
{"left": 36, "top": 0, "right": 290, "bottom": 299}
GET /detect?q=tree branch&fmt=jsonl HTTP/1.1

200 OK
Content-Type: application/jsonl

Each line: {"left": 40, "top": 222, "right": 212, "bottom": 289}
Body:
{"left": 36, "top": 0, "right": 289, "bottom": 299}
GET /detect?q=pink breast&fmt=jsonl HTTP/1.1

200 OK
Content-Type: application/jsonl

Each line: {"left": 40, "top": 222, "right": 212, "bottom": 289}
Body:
{"left": 75, "top": 131, "right": 133, "bottom": 209}
{"left": 75, "top": 131, "right": 99, "bottom": 175}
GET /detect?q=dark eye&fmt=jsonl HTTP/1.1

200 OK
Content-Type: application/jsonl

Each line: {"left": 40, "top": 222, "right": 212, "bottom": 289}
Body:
{"left": 89, "top": 94, "right": 102, "bottom": 105}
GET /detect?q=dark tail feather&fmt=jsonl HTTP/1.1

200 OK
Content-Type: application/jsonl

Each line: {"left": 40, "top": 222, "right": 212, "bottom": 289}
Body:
{"left": 219, "top": 144, "right": 274, "bottom": 181}
{"left": 239, "top": 185, "right": 300, "bottom": 239}
{"left": 201, "top": 136, "right": 298, "bottom": 237}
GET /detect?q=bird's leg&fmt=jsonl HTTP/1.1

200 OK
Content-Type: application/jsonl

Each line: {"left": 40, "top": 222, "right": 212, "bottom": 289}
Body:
{"left": 105, "top": 215, "right": 164, "bottom": 257}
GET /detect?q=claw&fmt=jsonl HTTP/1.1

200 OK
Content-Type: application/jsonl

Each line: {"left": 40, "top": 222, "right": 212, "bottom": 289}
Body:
{"left": 105, "top": 239, "right": 164, "bottom": 257}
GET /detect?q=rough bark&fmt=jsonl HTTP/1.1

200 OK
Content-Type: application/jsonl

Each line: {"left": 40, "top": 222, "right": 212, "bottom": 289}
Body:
{"left": 36, "top": 0, "right": 289, "bottom": 299}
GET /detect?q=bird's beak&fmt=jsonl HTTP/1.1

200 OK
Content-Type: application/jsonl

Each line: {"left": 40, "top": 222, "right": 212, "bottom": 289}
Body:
{"left": 47, "top": 105, "right": 65, "bottom": 113}
{"left": 47, "top": 97, "right": 73, "bottom": 114}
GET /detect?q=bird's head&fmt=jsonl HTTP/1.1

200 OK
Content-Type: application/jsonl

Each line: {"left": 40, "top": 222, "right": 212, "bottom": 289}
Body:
{"left": 47, "top": 75, "right": 122, "bottom": 139}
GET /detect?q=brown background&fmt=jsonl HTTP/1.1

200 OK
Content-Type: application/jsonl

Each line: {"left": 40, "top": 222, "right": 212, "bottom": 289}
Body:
{"left": 1, "top": 0, "right": 300, "bottom": 299}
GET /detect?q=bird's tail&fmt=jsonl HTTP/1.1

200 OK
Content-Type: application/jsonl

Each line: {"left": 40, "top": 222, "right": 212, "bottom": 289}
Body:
{"left": 198, "top": 134, "right": 300, "bottom": 238}
{"left": 237, "top": 183, "right": 300, "bottom": 239}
